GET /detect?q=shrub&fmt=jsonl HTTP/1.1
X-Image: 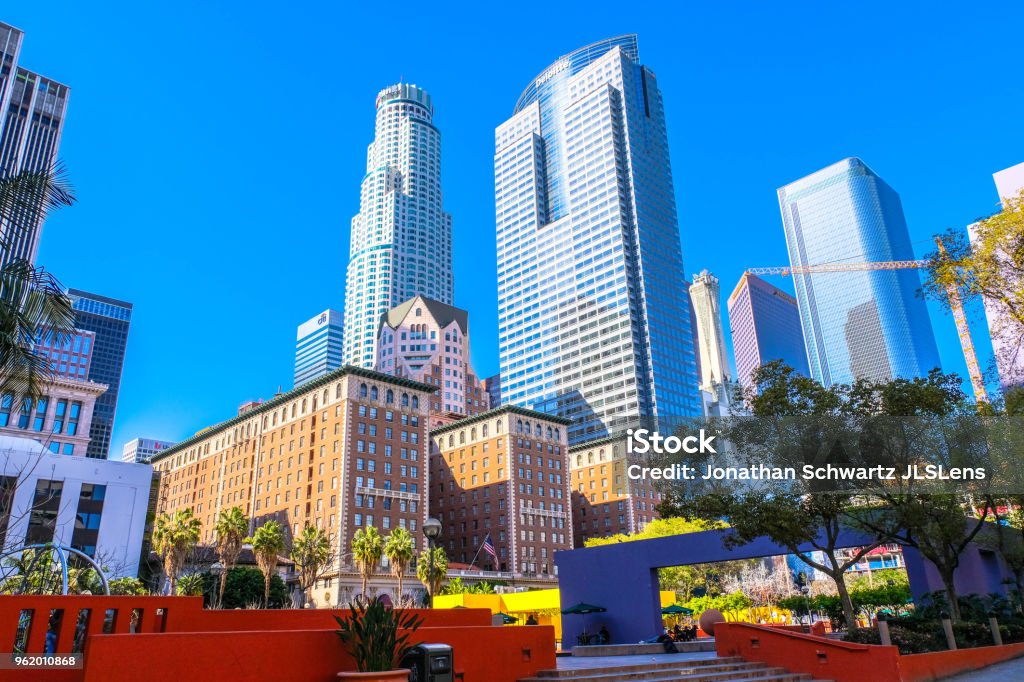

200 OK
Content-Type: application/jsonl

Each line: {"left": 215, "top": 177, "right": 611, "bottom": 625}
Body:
{"left": 843, "top": 625, "right": 942, "bottom": 654}
{"left": 952, "top": 621, "right": 997, "bottom": 649}
{"left": 1000, "top": 623, "right": 1024, "bottom": 643}
{"left": 108, "top": 577, "right": 148, "bottom": 595}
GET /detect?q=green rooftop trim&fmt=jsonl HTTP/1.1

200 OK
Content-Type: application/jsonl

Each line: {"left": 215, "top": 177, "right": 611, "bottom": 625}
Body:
{"left": 150, "top": 366, "right": 435, "bottom": 464}
{"left": 567, "top": 434, "right": 626, "bottom": 453}
{"left": 430, "top": 404, "right": 571, "bottom": 436}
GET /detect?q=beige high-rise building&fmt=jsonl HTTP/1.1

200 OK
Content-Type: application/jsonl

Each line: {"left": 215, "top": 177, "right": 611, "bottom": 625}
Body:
{"left": 150, "top": 366, "right": 434, "bottom": 604}
{"left": 689, "top": 270, "right": 732, "bottom": 391}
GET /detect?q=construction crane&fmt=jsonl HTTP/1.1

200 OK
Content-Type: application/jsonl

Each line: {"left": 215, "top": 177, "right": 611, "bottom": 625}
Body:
{"left": 746, "top": 238, "right": 988, "bottom": 404}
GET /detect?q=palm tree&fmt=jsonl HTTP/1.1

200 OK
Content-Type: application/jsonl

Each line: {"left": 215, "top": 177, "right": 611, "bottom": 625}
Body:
{"left": 416, "top": 546, "right": 448, "bottom": 606}
{"left": 151, "top": 509, "right": 202, "bottom": 596}
{"left": 383, "top": 527, "right": 414, "bottom": 604}
{"left": 0, "top": 167, "right": 78, "bottom": 401}
{"left": 289, "top": 525, "right": 331, "bottom": 607}
{"left": 249, "top": 521, "right": 285, "bottom": 607}
{"left": 214, "top": 506, "right": 248, "bottom": 606}
{"left": 351, "top": 525, "right": 384, "bottom": 602}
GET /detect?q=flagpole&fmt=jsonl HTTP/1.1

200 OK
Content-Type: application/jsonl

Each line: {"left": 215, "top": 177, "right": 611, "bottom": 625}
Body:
{"left": 468, "top": 533, "right": 488, "bottom": 569}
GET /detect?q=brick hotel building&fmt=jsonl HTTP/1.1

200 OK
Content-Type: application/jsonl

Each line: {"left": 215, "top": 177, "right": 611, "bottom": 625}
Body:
{"left": 569, "top": 436, "right": 661, "bottom": 546}
{"left": 150, "top": 367, "right": 435, "bottom": 601}
{"left": 430, "top": 406, "right": 573, "bottom": 576}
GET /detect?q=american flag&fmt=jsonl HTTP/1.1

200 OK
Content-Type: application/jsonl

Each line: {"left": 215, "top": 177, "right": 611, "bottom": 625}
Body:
{"left": 482, "top": 534, "right": 497, "bottom": 560}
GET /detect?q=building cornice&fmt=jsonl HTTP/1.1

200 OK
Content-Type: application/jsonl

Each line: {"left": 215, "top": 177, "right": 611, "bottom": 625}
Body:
{"left": 151, "top": 366, "right": 434, "bottom": 464}
{"left": 429, "top": 404, "right": 571, "bottom": 436}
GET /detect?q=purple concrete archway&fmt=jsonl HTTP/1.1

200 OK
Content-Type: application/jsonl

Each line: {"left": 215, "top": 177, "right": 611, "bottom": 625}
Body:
{"left": 554, "top": 527, "right": 1011, "bottom": 648}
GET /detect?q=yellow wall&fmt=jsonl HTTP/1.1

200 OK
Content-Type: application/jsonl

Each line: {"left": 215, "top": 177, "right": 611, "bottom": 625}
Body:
{"left": 433, "top": 589, "right": 676, "bottom": 643}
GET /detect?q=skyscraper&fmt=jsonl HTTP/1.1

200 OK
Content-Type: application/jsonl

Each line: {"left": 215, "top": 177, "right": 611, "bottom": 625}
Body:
{"left": 728, "top": 272, "right": 809, "bottom": 389}
{"left": 343, "top": 83, "right": 453, "bottom": 368}
{"left": 0, "top": 22, "right": 70, "bottom": 268}
{"left": 777, "top": 158, "right": 940, "bottom": 386}
{"left": 689, "top": 270, "right": 737, "bottom": 415}
{"left": 68, "top": 289, "right": 132, "bottom": 459}
{"left": 295, "top": 309, "right": 343, "bottom": 386}
{"left": 689, "top": 270, "right": 732, "bottom": 391}
{"left": 495, "top": 35, "right": 700, "bottom": 443}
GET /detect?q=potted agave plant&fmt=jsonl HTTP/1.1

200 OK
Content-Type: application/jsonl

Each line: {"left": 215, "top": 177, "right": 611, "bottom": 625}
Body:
{"left": 335, "top": 597, "right": 424, "bottom": 680}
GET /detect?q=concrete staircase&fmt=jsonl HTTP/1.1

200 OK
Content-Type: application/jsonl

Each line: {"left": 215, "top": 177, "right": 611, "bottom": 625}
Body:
{"left": 518, "top": 656, "right": 834, "bottom": 682}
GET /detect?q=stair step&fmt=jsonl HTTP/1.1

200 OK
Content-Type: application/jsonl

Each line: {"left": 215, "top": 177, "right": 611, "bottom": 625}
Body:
{"left": 533, "top": 657, "right": 748, "bottom": 678}
{"left": 525, "top": 663, "right": 802, "bottom": 682}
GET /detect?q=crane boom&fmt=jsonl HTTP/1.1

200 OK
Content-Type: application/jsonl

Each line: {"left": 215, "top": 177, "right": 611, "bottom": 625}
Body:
{"left": 746, "top": 260, "right": 928, "bottom": 277}
{"left": 745, "top": 249, "right": 989, "bottom": 404}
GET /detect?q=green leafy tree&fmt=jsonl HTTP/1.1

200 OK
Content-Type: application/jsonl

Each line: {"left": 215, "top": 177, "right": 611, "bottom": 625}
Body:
{"left": 201, "top": 567, "right": 288, "bottom": 609}
{"left": 924, "top": 189, "right": 1024, "bottom": 387}
{"left": 659, "top": 361, "right": 892, "bottom": 628}
{"left": 248, "top": 520, "right": 285, "bottom": 607}
{"left": 290, "top": 525, "right": 332, "bottom": 606}
{"left": 416, "top": 546, "right": 448, "bottom": 603}
{"left": 352, "top": 525, "right": 384, "bottom": 601}
{"left": 662, "top": 363, "right": 984, "bottom": 626}
{"left": 0, "top": 167, "right": 77, "bottom": 401}
{"left": 845, "top": 372, "right": 995, "bottom": 622}
{"left": 214, "top": 506, "right": 248, "bottom": 606}
{"left": 152, "top": 508, "right": 202, "bottom": 596}
{"left": 383, "top": 527, "right": 414, "bottom": 604}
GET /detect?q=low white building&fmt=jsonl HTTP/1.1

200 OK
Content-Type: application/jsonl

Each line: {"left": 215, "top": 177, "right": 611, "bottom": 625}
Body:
{"left": 0, "top": 435, "right": 153, "bottom": 577}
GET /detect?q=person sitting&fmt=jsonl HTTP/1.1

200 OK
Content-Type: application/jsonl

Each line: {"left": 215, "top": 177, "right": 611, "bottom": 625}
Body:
{"left": 599, "top": 625, "right": 610, "bottom": 645}
{"left": 656, "top": 628, "right": 675, "bottom": 653}
{"left": 525, "top": 614, "right": 538, "bottom": 625}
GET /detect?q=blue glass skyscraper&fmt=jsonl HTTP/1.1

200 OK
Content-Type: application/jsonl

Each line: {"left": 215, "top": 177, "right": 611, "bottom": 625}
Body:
{"left": 495, "top": 35, "right": 701, "bottom": 443}
{"left": 68, "top": 288, "right": 132, "bottom": 459}
{"left": 777, "top": 158, "right": 940, "bottom": 386}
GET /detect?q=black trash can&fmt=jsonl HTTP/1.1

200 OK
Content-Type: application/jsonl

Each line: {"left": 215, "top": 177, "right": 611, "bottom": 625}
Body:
{"left": 399, "top": 643, "right": 454, "bottom": 682}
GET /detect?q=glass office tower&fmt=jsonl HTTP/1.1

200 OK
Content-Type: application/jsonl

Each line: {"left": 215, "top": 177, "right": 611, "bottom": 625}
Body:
{"left": 68, "top": 289, "right": 133, "bottom": 459}
{"left": 0, "top": 21, "right": 70, "bottom": 268}
{"left": 294, "top": 309, "right": 344, "bottom": 386}
{"left": 343, "top": 83, "right": 453, "bottom": 368}
{"left": 495, "top": 35, "right": 701, "bottom": 443}
{"left": 777, "top": 158, "right": 940, "bottom": 386}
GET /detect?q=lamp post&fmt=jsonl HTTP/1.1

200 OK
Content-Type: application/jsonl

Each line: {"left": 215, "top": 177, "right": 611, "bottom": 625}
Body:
{"left": 423, "top": 517, "right": 442, "bottom": 608}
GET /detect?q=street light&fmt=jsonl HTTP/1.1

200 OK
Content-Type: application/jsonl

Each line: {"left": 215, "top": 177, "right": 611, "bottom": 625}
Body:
{"left": 423, "top": 517, "right": 442, "bottom": 608}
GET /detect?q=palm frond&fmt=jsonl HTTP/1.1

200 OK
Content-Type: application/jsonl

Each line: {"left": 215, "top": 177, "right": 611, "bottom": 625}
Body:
{"left": 0, "top": 259, "right": 76, "bottom": 401}
{"left": 0, "top": 165, "right": 76, "bottom": 252}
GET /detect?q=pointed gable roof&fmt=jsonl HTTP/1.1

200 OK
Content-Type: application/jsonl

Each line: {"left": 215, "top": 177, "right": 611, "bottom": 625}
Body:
{"left": 379, "top": 295, "right": 469, "bottom": 334}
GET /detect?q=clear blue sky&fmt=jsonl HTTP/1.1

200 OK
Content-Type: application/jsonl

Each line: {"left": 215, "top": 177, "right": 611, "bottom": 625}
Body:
{"left": 8, "top": 1, "right": 1024, "bottom": 456}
